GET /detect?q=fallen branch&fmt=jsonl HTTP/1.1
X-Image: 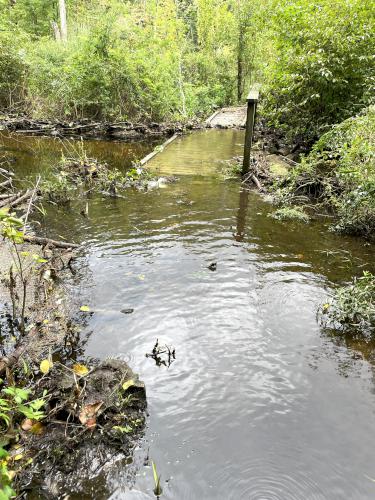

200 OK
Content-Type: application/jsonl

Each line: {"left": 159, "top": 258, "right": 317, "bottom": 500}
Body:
{"left": 251, "top": 174, "right": 262, "bottom": 190}
{"left": 8, "top": 189, "right": 33, "bottom": 209}
{"left": 0, "top": 191, "right": 22, "bottom": 208}
{"left": 0, "top": 178, "right": 12, "bottom": 189}
{"left": 23, "top": 234, "right": 80, "bottom": 249}
{"left": 242, "top": 172, "right": 262, "bottom": 190}
{"left": 0, "top": 193, "right": 16, "bottom": 200}
{"left": 23, "top": 176, "right": 41, "bottom": 232}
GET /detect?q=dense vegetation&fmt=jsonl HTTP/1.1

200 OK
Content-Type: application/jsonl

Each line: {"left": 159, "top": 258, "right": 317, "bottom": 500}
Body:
{"left": 0, "top": 0, "right": 271, "bottom": 122}
{"left": 273, "top": 106, "right": 375, "bottom": 238}
{"left": 0, "top": 0, "right": 373, "bottom": 137}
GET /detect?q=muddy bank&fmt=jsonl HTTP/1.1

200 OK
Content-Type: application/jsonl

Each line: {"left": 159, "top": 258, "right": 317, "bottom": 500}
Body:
{"left": 0, "top": 166, "right": 148, "bottom": 497}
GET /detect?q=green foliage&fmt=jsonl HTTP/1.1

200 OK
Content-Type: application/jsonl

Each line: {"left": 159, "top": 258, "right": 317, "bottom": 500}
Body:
{"left": 0, "top": 447, "right": 16, "bottom": 500}
{"left": 322, "top": 272, "right": 375, "bottom": 334}
{"left": 0, "top": 385, "right": 46, "bottom": 430}
{"left": 0, "top": 30, "right": 27, "bottom": 112}
{"left": 263, "top": 0, "right": 375, "bottom": 141}
{"left": 272, "top": 107, "right": 375, "bottom": 237}
{"left": 269, "top": 206, "right": 310, "bottom": 223}
{"left": 0, "top": 209, "right": 24, "bottom": 244}
{"left": 0, "top": 0, "right": 271, "bottom": 121}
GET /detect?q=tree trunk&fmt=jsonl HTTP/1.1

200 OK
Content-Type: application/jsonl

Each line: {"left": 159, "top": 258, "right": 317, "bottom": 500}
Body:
{"left": 51, "top": 21, "right": 61, "bottom": 41}
{"left": 237, "top": 29, "right": 244, "bottom": 102}
{"left": 59, "top": 0, "right": 68, "bottom": 42}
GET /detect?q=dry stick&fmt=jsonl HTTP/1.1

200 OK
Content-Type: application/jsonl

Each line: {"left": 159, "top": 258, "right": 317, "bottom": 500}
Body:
{"left": 242, "top": 172, "right": 262, "bottom": 190}
{"left": 0, "top": 193, "right": 16, "bottom": 200}
{"left": 8, "top": 190, "right": 33, "bottom": 209}
{"left": 0, "top": 178, "right": 12, "bottom": 189}
{"left": 23, "top": 176, "right": 41, "bottom": 233}
{"left": 23, "top": 235, "right": 80, "bottom": 249}
{"left": 0, "top": 191, "right": 22, "bottom": 208}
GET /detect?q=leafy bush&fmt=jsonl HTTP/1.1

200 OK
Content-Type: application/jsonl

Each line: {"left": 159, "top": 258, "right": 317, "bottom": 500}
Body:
{"left": 272, "top": 106, "right": 375, "bottom": 238}
{"left": 264, "top": 0, "right": 375, "bottom": 142}
{"left": 0, "top": 31, "right": 27, "bottom": 111}
{"left": 321, "top": 272, "right": 375, "bottom": 334}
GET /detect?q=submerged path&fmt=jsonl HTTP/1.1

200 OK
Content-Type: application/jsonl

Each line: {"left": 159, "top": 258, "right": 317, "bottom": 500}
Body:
{"left": 145, "top": 106, "right": 247, "bottom": 176}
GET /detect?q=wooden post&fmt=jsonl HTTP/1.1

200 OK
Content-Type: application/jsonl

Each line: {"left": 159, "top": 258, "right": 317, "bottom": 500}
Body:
{"left": 242, "top": 86, "right": 259, "bottom": 175}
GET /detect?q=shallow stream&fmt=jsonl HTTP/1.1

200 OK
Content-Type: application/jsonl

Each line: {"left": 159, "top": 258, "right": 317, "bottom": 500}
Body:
{"left": 1, "top": 130, "right": 375, "bottom": 499}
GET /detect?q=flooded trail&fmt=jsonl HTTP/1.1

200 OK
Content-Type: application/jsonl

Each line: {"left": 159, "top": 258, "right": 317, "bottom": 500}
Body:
{"left": 2, "top": 130, "right": 375, "bottom": 499}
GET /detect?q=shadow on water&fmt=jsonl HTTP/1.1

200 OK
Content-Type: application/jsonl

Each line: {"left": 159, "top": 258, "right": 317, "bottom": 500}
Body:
{"left": 2, "top": 130, "right": 375, "bottom": 499}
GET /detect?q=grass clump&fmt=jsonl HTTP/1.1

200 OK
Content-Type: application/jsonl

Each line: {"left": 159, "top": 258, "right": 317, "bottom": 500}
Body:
{"left": 321, "top": 271, "right": 375, "bottom": 334}
{"left": 272, "top": 106, "right": 375, "bottom": 238}
{"left": 269, "top": 206, "right": 309, "bottom": 223}
{"left": 40, "top": 141, "right": 156, "bottom": 203}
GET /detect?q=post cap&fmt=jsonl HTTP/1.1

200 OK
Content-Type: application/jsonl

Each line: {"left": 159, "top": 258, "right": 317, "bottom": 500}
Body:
{"left": 247, "top": 84, "right": 260, "bottom": 102}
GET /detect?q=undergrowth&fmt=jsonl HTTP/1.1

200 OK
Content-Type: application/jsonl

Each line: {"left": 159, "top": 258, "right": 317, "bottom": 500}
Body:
{"left": 269, "top": 206, "right": 310, "bottom": 223}
{"left": 40, "top": 141, "right": 156, "bottom": 203}
{"left": 321, "top": 272, "right": 375, "bottom": 335}
{"left": 272, "top": 106, "right": 375, "bottom": 238}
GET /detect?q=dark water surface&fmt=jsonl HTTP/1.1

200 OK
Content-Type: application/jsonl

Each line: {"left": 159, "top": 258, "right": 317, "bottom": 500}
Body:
{"left": 2, "top": 131, "right": 375, "bottom": 499}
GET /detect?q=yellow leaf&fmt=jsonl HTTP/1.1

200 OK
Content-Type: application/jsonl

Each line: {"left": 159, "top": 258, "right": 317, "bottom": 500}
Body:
{"left": 73, "top": 363, "right": 89, "bottom": 376}
{"left": 13, "top": 454, "right": 23, "bottom": 461}
{"left": 40, "top": 359, "right": 53, "bottom": 374}
{"left": 122, "top": 379, "right": 135, "bottom": 391}
{"left": 80, "top": 305, "right": 90, "bottom": 312}
{"left": 43, "top": 319, "right": 49, "bottom": 325}
{"left": 7, "top": 470, "right": 16, "bottom": 480}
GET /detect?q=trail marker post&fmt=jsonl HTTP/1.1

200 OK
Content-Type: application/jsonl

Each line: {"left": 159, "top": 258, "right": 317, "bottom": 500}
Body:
{"left": 242, "top": 86, "right": 259, "bottom": 175}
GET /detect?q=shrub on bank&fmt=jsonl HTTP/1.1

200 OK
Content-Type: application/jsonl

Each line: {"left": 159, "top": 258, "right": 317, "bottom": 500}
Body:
{"left": 263, "top": 0, "right": 375, "bottom": 143}
{"left": 321, "top": 272, "right": 375, "bottom": 334}
{"left": 272, "top": 106, "right": 375, "bottom": 238}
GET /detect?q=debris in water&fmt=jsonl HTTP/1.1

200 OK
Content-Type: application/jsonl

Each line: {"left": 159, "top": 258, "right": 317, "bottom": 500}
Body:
{"left": 121, "top": 308, "right": 134, "bottom": 314}
{"left": 146, "top": 339, "right": 175, "bottom": 367}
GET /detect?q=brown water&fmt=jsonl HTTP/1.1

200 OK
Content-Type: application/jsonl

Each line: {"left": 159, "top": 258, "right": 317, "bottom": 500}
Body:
{"left": 2, "top": 131, "right": 375, "bottom": 499}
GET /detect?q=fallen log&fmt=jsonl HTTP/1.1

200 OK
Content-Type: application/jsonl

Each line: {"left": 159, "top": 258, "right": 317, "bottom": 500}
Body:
{"left": 24, "top": 234, "right": 80, "bottom": 249}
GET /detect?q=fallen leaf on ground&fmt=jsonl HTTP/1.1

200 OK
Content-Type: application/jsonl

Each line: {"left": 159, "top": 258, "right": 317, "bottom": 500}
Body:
{"left": 21, "top": 419, "right": 33, "bottom": 431}
{"left": 79, "top": 401, "right": 104, "bottom": 429}
{"left": 73, "top": 363, "right": 89, "bottom": 376}
{"left": 122, "top": 379, "right": 135, "bottom": 391}
{"left": 80, "top": 305, "right": 90, "bottom": 312}
{"left": 40, "top": 359, "right": 53, "bottom": 374}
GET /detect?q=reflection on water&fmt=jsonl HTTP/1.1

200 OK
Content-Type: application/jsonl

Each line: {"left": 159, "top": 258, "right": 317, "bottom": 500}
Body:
{"left": 2, "top": 131, "right": 375, "bottom": 499}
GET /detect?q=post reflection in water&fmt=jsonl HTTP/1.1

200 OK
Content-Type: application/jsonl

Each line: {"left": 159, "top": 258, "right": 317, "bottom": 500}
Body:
{"left": 235, "top": 187, "right": 250, "bottom": 242}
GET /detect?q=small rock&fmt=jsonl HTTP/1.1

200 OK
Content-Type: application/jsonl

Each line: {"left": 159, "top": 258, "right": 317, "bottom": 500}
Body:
{"left": 121, "top": 308, "right": 134, "bottom": 314}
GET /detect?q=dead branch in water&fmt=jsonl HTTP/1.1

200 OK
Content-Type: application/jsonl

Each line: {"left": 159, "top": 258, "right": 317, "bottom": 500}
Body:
{"left": 24, "top": 234, "right": 80, "bottom": 249}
